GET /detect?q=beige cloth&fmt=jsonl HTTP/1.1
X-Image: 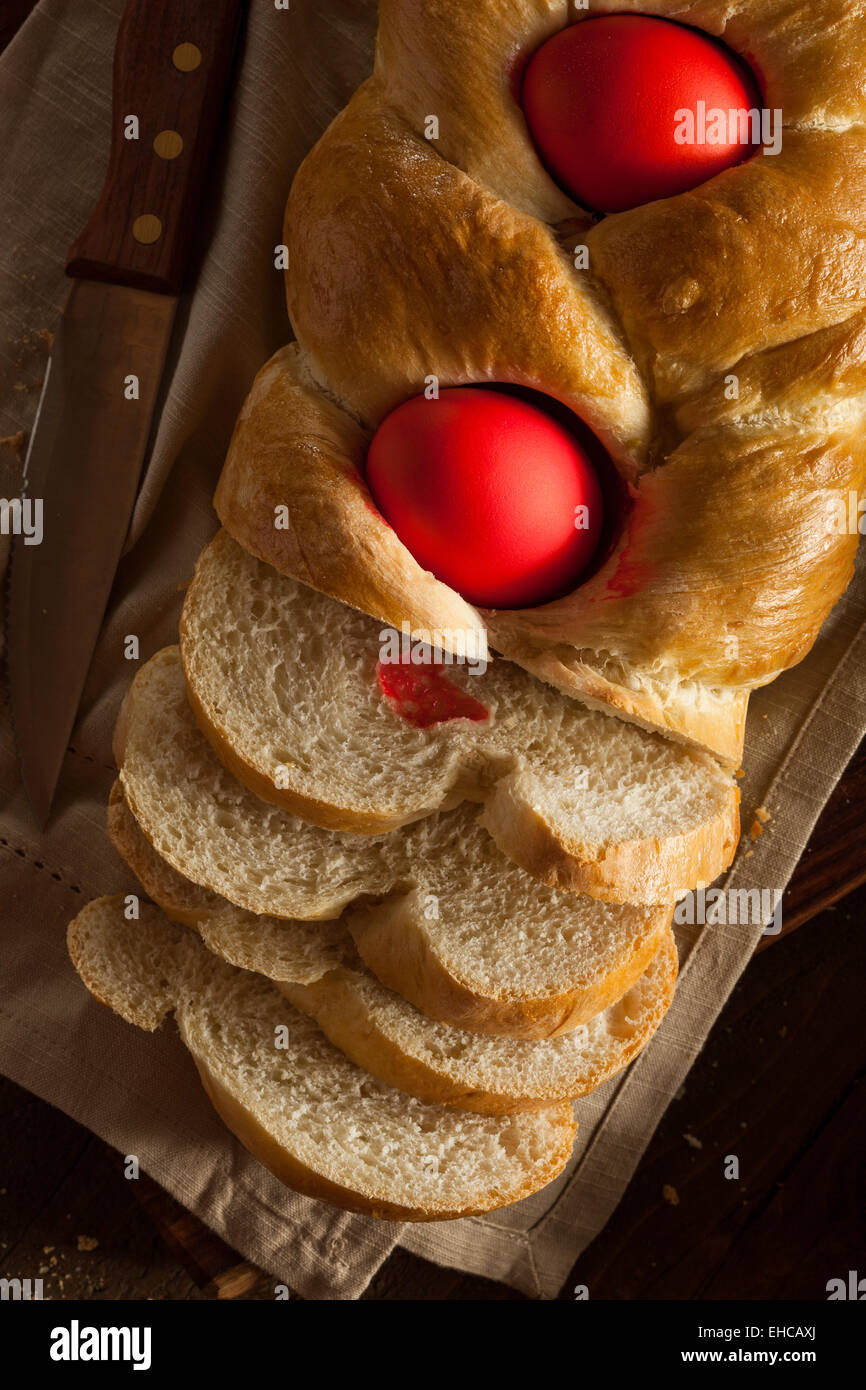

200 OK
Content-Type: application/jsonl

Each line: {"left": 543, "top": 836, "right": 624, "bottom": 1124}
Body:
{"left": 2, "top": 0, "right": 865, "bottom": 1301}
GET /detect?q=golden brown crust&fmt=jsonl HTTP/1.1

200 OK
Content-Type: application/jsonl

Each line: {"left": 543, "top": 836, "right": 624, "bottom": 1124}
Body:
{"left": 69, "top": 897, "right": 577, "bottom": 1222}
{"left": 280, "top": 927, "right": 677, "bottom": 1114}
{"left": 346, "top": 894, "right": 673, "bottom": 1040}
{"left": 374, "top": 0, "right": 578, "bottom": 224}
{"left": 181, "top": 655, "right": 414, "bottom": 834}
{"left": 214, "top": 345, "right": 487, "bottom": 661}
{"left": 109, "top": 772, "right": 677, "bottom": 1102}
{"left": 492, "top": 418, "right": 866, "bottom": 699}
{"left": 195, "top": 1061, "right": 576, "bottom": 1221}
{"left": 485, "top": 641, "right": 749, "bottom": 766}
{"left": 209, "top": 0, "right": 866, "bottom": 761}
{"left": 285, "top": 78, "right": 649, "bottom": 459}
{"left": 66, "top": 896, "right": 180, "bottom": 1033}
{"left": 179, "top": 530, "right": 740, "bottom": 895}
{"left": 588, "top": 129, "right": 866, "bottom": 405}
{"left": 282, "top": 970, "right": 529, "bottom": 1114}
{"left": 480, "top": 778, "right": 741, "bottom": 906}
{"left": 108, "top": 780, "right": 226, "bottom": 929}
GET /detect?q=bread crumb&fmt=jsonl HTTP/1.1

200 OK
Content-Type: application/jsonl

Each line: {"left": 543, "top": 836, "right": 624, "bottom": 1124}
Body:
{"left": 77, "top": 1235, "right": 99, "bottom": 1252}
{"left": 749, "top": 819, "right": 764, "bottom": 840}
{"left": 683, "top": 1133, "right": 703, "bottom": 1150}
{"left": 744, "top": 849, "right": 753, "bottom": 858}
{"left": 779, "top": 1025, "right": 788, "bottom": 1038}
{"left": 735, "top": 768, "right": 745, "bottom": 779}
{"left": 663, "top": 1184, "right": 680, "bottom": 1206}
{"left": 40, "top": 327, "right": 54, "bottom": 349}
{"left": 42, "top": 1245, "right": 54, "bottom": 1254}
{"left": 754, "top": 805, "right": 771, "bottom": 824}
{"left": 0, "top": 432, "right": 24, "bottom": 458}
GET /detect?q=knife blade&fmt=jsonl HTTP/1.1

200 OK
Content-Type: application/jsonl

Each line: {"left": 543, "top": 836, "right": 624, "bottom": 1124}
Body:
{"left": 8, "top": 0, "right": 244, "bottom": 825}
{"left": 8, "top": 282, "right": 177, "bottom": 824}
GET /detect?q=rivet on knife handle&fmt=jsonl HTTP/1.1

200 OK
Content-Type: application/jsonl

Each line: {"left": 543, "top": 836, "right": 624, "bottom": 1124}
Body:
{"left": 66, "top": 0, "right": 244, "bottom": 296}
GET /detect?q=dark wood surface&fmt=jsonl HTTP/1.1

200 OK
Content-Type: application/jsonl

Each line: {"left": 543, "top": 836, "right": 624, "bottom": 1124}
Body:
{"left": 763, "top": 745, "right": 866, "bottom": 945}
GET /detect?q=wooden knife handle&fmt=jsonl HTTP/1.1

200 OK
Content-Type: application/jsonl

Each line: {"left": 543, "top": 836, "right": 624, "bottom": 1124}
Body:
{"left": 66, "top": 0, "right": 244, "bottom": 295}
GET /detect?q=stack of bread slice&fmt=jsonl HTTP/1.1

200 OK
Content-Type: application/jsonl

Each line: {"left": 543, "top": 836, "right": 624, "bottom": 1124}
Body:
{"left": 69, "top": 530, "right": 739, "bottom": 1220}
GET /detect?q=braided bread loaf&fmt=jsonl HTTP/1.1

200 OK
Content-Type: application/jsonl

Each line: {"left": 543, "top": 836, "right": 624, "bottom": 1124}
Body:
{"left": 215, "top": 0, "right": 866, "bottom": 765}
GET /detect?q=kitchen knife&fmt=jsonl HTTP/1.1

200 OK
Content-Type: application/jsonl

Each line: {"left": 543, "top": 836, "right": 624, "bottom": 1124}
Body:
{"left": 8, "top": 0, "right": 244, "bottom": 825}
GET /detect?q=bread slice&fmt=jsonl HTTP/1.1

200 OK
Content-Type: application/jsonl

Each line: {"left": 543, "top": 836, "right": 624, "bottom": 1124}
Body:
{"left": 112, "top": 661, "right": 672, "bottom": 1036}
{"left": 107, "top": 780, "right": 346, "bottom": 984}
{"left": 280, "top": 933, "right": 675, "bottom": 1115}
{"left": 68, "top": 896, "right": 576, "bottom": 1219}
{"left": 179, "top": 532, "right": 739, "bottom": 904}
{"left": 108, "top": 784, "right": 677, "bottom": 1111}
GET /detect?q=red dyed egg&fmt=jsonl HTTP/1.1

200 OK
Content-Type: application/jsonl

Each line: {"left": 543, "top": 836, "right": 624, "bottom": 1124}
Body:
{"left": 365, "top": 387, "right": 604, "bottom": 610}
{"left": 522, "top": 14, "right": 761, "bottom": 213}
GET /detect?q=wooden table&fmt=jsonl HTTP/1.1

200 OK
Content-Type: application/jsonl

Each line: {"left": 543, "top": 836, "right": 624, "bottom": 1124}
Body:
{"left": 2, "top": 1, "right": 864, "bottom": 1303}
{"left": 2, "top": 746, "right": 863, "bottom": 1300}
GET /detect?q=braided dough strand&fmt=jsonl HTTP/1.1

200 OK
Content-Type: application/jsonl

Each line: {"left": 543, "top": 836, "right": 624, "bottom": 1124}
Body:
{"left": 216, "top": 0, "right": 866, "bottom": 764}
